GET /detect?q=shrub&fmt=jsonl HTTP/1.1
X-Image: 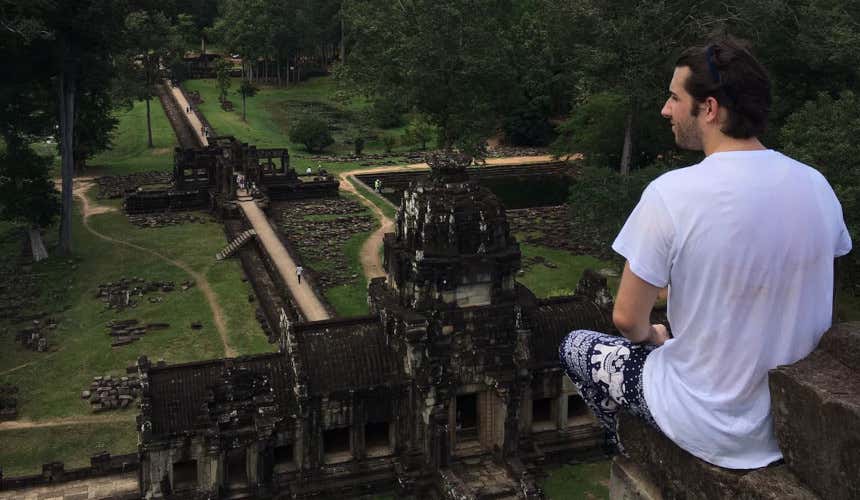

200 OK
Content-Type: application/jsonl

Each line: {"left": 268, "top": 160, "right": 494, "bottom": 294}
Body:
{"left": 289, "top": 117, "right": 334, "bottom": 153}
{"left": 568, "top": 163, "right": 670, "bottom": 250}
{"left": 403, "top": 116, "right": 436, "bottom": 151}
{"left": 503, "top": 105, "right": 554, "bottom": 146}
{"left": 368, "top": 98, "right": 405, "bottom": 129}
{"left": 353, "top": 136, "right": 365, "bottom": 156}
{"left": 382, "top": 134, "right": 397, "bottom": 153}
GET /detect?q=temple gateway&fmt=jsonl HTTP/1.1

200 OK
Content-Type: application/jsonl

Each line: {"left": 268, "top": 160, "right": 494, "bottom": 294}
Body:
{"left": 137, "top": 152, "right": 614, "bottom": 499}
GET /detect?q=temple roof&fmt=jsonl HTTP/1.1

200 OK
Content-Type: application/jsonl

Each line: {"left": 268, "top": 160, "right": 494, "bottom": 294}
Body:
{"left": 146, "top": 352, "right": 295, "bottom": 437}
{"left": 525, "top": 297, "right": 613, "bottom": 368}
{"left": 294, "top": 316, "right": 404, "bottom": 395}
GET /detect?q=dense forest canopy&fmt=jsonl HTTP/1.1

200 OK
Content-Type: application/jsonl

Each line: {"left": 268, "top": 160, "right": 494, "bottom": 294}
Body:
{"left": 1, "top": 0, "right": 857, "bottom": 275}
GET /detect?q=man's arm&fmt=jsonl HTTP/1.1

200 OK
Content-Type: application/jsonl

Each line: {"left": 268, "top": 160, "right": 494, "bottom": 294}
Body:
{"left": 613, "top": 261, "right": 670, "bottom": 345}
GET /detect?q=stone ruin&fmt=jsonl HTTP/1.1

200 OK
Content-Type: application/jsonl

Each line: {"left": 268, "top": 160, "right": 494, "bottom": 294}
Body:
{"left": 14, "top": 318, "right": 56, "bottom": 352}
{"left": 0, "top": 385, "right": 18, "bottom": 421}
{"left": 96, "top": 171, "right": 173, "bottom": 200}
{"left": 107, "top": 319, "right": 171, "bottom": 348}
{"left": 127, "top": 212, "right": 213, "bottom": 229}
{"left": 96, "top": 278, "right": 192, "bottom": 310}
{"left": 136, "top": 151, "right": 616, "bottom": 499}
{"left": 122, "top": 136, "right": 339, "bottom": 216}
{"left": 274, "top": 197, "right": 375, "bottom": 291}
{"left": 82, "top": 374, "right": 142, "bottom": 413}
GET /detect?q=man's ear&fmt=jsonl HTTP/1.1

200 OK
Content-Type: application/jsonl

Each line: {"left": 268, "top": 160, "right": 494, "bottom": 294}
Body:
{"left": 704, "top": 96, "right": 720, "bottom": 123}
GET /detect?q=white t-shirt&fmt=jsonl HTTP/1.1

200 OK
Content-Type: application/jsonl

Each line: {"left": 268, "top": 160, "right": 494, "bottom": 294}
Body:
{"left": 612, "top": 149, "right": 852, "bottom": 469}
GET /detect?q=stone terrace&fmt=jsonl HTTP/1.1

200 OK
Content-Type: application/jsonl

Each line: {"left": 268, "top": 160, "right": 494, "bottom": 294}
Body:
{"left": 273, "top": 197, "right": 375, "bottom": 292}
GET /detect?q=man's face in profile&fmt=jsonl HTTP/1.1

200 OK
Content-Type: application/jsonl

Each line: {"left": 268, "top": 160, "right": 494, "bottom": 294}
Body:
{"left": 661, "top": 66, "right": 704, "bottom": 151}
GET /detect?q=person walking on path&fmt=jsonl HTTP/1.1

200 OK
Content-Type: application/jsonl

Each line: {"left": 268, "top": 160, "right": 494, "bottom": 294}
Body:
{"left": 296, "top": 266, "right": 303, "bottom": 284}
{"left": 559, "top": 36, "right": 851, "bottom": 469}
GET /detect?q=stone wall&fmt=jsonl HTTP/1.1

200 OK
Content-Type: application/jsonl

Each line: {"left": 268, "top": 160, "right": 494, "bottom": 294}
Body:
{"left": 0, "top": 452, "right": 139, "bottom": 491}
{"left": 609, "top": 322, "right": 860, "bottom": 499}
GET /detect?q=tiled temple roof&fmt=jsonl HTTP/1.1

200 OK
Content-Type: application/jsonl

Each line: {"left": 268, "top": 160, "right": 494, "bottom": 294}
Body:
{"left": 294, "top": 316, "right": 403, "bottom": 395}
{"left": 146, "top": 352, "right": 295, "bottom": 436}
{"left": 525, "top": 297, "right": 613, "bottom": 368}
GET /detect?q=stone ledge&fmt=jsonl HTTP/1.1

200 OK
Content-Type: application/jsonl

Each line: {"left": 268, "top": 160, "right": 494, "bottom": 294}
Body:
{"left": 614, "top": 413, "right": 818, "bottom": 499}
{"left": 816, "top": 321, "right": 860, "bottom": 369}
{"left": 769, "top": 324, "right": 860, "bottom": 500}
{"left": 609, "top": 457, "right": 661, "bottom": 500}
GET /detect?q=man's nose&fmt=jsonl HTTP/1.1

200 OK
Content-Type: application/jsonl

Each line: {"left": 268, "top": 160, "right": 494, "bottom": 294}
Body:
{"left": 660, "top": 100, "right": 672, "bottom": 119}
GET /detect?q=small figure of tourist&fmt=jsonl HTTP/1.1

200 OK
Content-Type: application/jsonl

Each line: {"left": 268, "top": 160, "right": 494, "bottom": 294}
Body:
{"left": 306, "top": 166, "right": 312, "bottom": 176}
{"left": 374, "top": 178, "right": 382, "bottom": 192}
{"left": 296, "top": 266, "right": 304, "bottom": 284}
{"left": 186, "top": 106, "right": 190, "bottom": 113}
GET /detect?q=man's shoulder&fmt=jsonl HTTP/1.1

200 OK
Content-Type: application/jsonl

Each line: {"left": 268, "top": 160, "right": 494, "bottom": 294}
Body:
{"left": 647, "top": 164, "right": 702, "bottom": 195}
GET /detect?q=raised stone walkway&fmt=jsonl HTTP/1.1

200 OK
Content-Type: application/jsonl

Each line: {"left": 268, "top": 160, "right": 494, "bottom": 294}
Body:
{"left": 167, "top": 81, "right": 208, "bottom": 146}
{"left": 236, "top": 192, "right": 331, "bottom": 321}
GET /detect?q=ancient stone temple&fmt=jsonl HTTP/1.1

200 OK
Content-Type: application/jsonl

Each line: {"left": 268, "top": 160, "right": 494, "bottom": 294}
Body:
{"left": 123, "top": 136, "right": 338, "bottom": 216}
{"left": 137, "top": 152, "right": 614, "bottom": 499}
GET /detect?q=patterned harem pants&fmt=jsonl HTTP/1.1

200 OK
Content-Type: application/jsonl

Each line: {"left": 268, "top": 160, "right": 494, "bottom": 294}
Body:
{"left": 559, "top": 330, "right": 660, "bottom": 448}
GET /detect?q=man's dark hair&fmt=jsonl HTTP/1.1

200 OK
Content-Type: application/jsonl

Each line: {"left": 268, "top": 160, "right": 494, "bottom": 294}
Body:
{"left": 676, "top": 36, "right": 771, "bottom": 139}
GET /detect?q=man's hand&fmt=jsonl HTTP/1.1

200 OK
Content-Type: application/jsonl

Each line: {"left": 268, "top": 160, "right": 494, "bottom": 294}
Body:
{"left": 649, "top": 324, "right": 671, "bottom": 346}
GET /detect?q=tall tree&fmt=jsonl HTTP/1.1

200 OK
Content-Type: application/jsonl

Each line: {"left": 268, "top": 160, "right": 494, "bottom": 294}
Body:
{"left": 340, "top": 0, "right": 517, "bottom": 156}
{"left": 237, "top": 79, "right": 258, "bottom": 121}
{"left": 558, "top": 1, "right": 738, "bottom": 174}
{"left": 123, "top": 10, "right": 175, "bottom": 148}
{"left": 46, "top": 0, "right": 127, "bottom": 253}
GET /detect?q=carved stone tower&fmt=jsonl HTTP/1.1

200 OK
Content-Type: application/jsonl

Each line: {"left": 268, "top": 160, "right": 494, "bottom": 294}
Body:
{"left": 383, "top": 152, "right": 522, "bottom": 311}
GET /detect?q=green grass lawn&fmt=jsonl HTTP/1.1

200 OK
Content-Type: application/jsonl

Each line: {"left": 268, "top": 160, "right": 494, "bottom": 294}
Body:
{"left": 0, "top": 197, "right": 273, "bottom": 475}
{"left": 324, "top": 230, "right": 372, "bottom": 316}
{"left": 0, "top": 422, "right": 138, "bottom": 476}
{"left": 0, "top": 197, "right": 271, "bottom": 423}
{"left": 518, "top": 243, "right": 619, "bottom": 299}
{"left": 541, "top": 461, "right": 611, "bottom": 499}
{"left": 348, "top": 176, "right": 397, "bottom": 220}
{"left": 183, "top": 76, "right": 413, "bottom": 173}
{"left": 88, "top": 98, "right": 177, "bottom": 175}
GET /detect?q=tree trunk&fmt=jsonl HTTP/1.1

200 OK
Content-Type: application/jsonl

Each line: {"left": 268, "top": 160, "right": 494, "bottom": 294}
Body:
{"left": 201, "top": 37, "right": 206, "bottom": 57}
{"left": 242, "top": 92, "right": 247, "bottom": 121}
{"left": 58, "top": 63, "right": 76, "bottom": 255}
{"left": 145, "top": 96, "right": 154, "bottom": 148}
{"left": 29, "top": 227, "right": 48, "bottom": 262}
{"left": 340, "top": 11, "right": 346, "bottom": 63}
{"left": 277, "top": 59, "right": 281, "bottom": 86}
{"left": 619, "top": 110, "right": 634, "bottom": 176}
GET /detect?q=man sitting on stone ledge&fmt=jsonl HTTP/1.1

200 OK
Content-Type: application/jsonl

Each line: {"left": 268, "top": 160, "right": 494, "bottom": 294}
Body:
{"left": 560, "top": 36, "right": 852, "bottom": 469}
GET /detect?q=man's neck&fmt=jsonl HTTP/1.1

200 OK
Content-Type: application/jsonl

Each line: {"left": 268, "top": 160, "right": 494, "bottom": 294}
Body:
{"left": 703, "top": 135, "right": 766, "bottom": 156}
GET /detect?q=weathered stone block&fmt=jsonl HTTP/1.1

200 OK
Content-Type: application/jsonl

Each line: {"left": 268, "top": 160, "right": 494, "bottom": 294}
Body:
{"left": 616, "top": 413, "right": 817, "bottom": 499}
{"left": 768, "top": 324, "right": 860, "bottom": 500}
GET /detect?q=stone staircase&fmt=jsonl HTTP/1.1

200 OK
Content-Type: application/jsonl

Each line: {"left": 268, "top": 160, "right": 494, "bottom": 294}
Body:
{"left": 216, "top": 229, "right": 257, "bottom": 261}
{"left": 439, "top": 455, "right": 526, "bottom": 500}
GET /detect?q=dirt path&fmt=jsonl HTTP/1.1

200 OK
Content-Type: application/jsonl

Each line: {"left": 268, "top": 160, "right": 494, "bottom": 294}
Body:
{"left": 339, "top": 155, "right": 558, "bottom": 280}
{"left": 237, "top": 195, "right": 331, "bottom": 321}
{"left": 74, "top": 181, "right": 237, "bottom": 357}
{"left": 0, "top": 412, "right": 135, "bottom": 431}
{"left": 0, "top": 349, "right": 63, "bottom": 377}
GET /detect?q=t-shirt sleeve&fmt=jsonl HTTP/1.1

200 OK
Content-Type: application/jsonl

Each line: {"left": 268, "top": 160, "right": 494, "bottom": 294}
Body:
{"left": 611, "top": 183, "right": 675, "bottom": 287}
{"left": 836, "top": 223, "right": 852, "bottom": 257}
